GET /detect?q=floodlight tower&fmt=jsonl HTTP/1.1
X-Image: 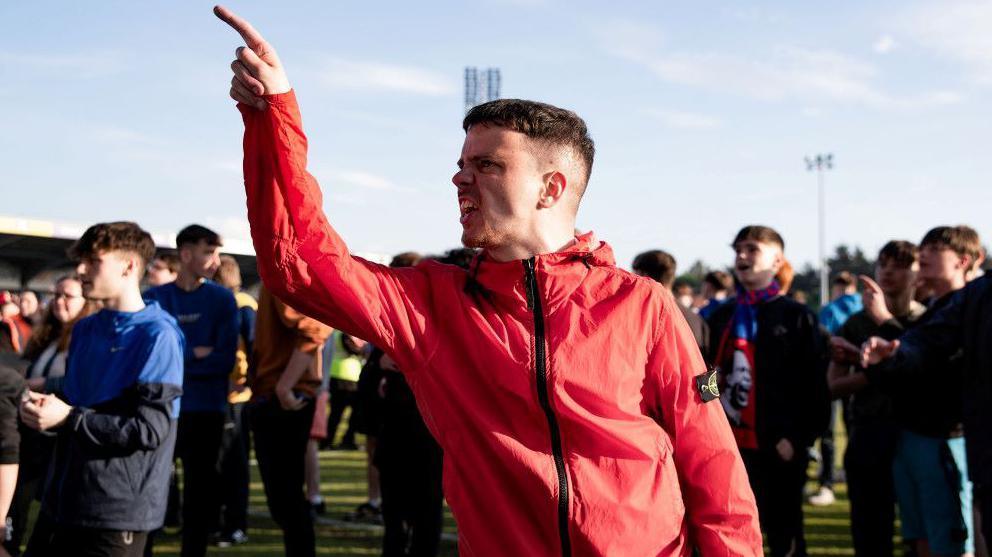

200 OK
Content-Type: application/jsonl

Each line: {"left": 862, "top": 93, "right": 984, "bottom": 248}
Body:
{"left": 805, "top": 153, "right": 834, "bottom": 307}
{"left": 464, "top": 67, "right": 502, "bottom": 112}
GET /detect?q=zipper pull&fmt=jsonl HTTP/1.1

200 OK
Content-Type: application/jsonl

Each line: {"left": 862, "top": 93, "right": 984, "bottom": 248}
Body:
{"left": 524, "top": 259, "right": 535, "bottom": 310}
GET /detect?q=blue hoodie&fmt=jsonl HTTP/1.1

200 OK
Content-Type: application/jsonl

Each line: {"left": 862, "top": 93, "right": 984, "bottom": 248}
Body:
{"left": 819, "top": 293, "right": 863, "bottom": 334}
{"left": 43, "top": 301, "right": 184, "bottom": 531}
{"left": 145, "top": 280, "right": 238, "bottom": 413}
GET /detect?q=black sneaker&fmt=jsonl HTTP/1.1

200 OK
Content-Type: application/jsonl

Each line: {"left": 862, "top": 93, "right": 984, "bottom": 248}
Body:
{"left": 343, "top": 502, "right": 382, "bottom": 525}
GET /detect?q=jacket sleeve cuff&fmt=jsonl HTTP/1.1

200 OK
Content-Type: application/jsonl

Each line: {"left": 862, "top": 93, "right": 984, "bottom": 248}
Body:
{"left": 66, "top": 406, "right": 91, "bottom": 432}
{"left": 263, "top": 89, "right": 297, "bottom": 106}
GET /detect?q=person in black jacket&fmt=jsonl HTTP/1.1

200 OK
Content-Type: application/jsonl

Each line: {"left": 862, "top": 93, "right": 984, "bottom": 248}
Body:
{"left": 706, "top": 225, "right": 829, "bottom": 557}
{"left": 827, "top": 240, "right": 927, "bottom": 557}
{"left": 863, "top": 266, "right": 992, "bottom": 548}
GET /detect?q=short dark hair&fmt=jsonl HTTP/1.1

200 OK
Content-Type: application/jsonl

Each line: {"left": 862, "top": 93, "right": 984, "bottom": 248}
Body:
{"left": 703, "top": 270, "right": 733, "bottom": 293}
{"left": 831, "top": 271, "right": 856, "bottom": 288}
{"left": 672, "top": 278, "right": 694, "bottom": 293}
{"left": 733, "top": 225, "right": 785, "bottom": 250}
{"left": 463, "top": 99, "right": 596, "bottom": 196}
{"left": 920, "top": 226, "right": 982, "bottom": 261}
{"left": 877, "top": 240, "right": 918, "bottom": 268}
{"left": 68, "top": 222, "right": 156, "bottom": 271}
{"left": 176, "top": 224, "right": 222, "bottom": 249}
{"left": 389, "top": 252, "right": 423, "bottom": 269}
{"left": 154, "top": 251, "right": 181, "bottom": 274}
{"left": 436, "top": 248, "right": 477, "bottom": 270}
{"left": 632, "top": 250, "right": 677, "bottom": 288}
{"left": 215, "top": 255, "right": 243, "bottom": 290}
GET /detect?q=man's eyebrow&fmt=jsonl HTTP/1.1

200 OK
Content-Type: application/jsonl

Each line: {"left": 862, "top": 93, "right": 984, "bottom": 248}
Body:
{"left": 461, "top": 153, "right": 501, "bottom": 166}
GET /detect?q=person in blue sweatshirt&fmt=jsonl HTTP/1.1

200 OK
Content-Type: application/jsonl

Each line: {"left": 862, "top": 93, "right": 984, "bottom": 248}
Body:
{"left": 144, "top": 224, "right": 237, "bottom": 557}
{"left": 20, "top": 221, "right": 183, "bottom": 557}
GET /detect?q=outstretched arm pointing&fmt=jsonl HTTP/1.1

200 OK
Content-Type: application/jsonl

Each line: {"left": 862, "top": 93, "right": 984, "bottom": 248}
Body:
{"left": 214, "top": 5, "right": 291, "bottom": 109}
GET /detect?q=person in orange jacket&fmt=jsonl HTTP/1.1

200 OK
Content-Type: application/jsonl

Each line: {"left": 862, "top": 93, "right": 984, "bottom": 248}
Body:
{"left": 214, "top": 6, "right": 761, "bottom": 555}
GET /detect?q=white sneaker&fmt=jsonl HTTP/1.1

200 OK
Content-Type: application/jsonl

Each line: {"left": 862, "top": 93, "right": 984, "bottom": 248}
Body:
{"left": 807, "top": 486, "right": 835, "bottom": 506}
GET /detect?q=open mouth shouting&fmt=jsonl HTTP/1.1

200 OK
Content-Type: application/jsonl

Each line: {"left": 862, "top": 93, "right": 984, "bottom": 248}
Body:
{"left": 459, "top": 197, "right": 479, "bottom": 225}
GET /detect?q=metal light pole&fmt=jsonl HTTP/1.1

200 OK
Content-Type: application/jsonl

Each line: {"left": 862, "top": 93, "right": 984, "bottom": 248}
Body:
{"left": 805, "top": 153, "right": 833, "bottom": 307}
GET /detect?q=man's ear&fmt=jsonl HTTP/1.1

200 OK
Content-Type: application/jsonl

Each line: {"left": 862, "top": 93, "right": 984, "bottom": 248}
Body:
{"left": 771, "top": 248, "right": 785, "bottom": 273}
{"left": 538, "top": 171, "right": 567, "bottom": 209}
{"left": 124, "top": 254, "right": 141, "bottom": 279}
{"left": 958, "top": 253, "right": 974, "bottom": 275}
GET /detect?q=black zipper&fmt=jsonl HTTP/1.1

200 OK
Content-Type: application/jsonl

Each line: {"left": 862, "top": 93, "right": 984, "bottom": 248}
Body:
{"left": 524, "top": 257, "right": 572, "bottom": 557}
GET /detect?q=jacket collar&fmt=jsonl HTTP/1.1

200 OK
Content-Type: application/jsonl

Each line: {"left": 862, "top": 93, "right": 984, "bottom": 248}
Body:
{"left": 466, "top": 232, "right": 616, "bottom": 314}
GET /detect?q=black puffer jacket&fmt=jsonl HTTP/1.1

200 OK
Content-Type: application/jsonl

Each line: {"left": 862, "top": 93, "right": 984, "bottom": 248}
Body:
{"left": 867, "top": 275, "right": 992, "bottom": 486}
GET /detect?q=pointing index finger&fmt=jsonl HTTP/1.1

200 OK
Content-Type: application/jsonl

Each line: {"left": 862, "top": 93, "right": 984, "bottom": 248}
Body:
{"left": 214, "top": 5, "right": 266, "bottom": 50}
{"left": 858, "top": 274, "right": 882, "bottom": 292}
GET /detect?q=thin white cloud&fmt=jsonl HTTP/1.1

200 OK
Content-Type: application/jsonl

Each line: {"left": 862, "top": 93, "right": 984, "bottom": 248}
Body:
{"left": 644, "top": 109, "right": 721, "bottom": 130}
{"left": 0, "top": 50, "right": 127, "bottom": 79}
{"left": 317, "top": 59, "right": 457, "bottom": 96}
{"left": 901, "top": 0, "right": 992, "bottom": 84}
{"left": 310, "top": 166, "right": 416, "bottom": 193}
{"left": 873, "top": 35, "right": 898, "bottom": 54}
{"left": 596, "top": 20, "right": 962, "bottom": 110}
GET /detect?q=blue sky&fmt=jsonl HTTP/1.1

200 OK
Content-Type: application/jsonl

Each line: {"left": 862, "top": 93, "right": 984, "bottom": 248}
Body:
{"left": 2, "top": 1, "right": 989, "bottom": 271}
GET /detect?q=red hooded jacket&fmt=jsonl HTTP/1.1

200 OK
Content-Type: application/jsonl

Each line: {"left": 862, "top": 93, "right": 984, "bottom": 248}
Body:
{"left": 238, "top": 92, "right": 761, "bottom": 556}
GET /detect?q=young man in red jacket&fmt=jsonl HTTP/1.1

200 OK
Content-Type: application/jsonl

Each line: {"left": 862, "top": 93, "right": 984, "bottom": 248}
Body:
{"left": 214, "top": 6, "right": 761, "bottom": 555}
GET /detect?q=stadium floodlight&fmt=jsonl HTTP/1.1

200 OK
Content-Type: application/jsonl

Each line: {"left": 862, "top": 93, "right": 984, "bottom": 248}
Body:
{"left": 805, "top": 153, "right": 834, "bottom": 307}
{"left": 464, "top": 67, "right": 502, "bottom": 113}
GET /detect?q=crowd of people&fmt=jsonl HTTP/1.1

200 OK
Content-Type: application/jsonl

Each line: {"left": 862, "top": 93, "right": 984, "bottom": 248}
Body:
{"left": 1, "top": 217, "right": 987, "bottom": 557}
{"left": 0, "top": 221, "right": 470, "bottom": 557}
{"left": 0, "top": 6, "right": 988, "bottom": 557}
{"left": 0, "top": 206, "right": 988, "bottom": 557}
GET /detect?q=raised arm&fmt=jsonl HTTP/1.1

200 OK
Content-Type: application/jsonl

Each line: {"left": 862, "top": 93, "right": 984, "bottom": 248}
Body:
{"left": 214, "top": 6, "right": 435, "bottom": 369}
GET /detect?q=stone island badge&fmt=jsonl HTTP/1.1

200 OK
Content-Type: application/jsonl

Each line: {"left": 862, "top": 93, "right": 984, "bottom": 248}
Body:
{"left": 695, "top": 368, "right": 720, "bottom": 402}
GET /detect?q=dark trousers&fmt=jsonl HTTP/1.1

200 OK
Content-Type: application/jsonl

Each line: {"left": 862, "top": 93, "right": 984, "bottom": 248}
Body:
{"left": 977, "top": 483, "right": 992, "bottom": 551}
{"left": 326, "top": 379, "right": 358, "bottom": 446}
{"left": 250, "top": 398, "right": 316, "bottom": 557}
{"left": 379, "top": 440, "right": 444, "bottom": 557}
{"left": 817, "top": 401, "right": 838, "bottom": 488}
{"left": 218, "top": 401, "right": 250, "bottom": 534}
{"left": 742, "top": 447, "right": 809, "bottom": 557}
{"left": 21, "top": 512, "right": 55, "bottom": 557}
{"left": 46, "top": 525, "right": 148, "bottom": 557}
{"left": 844, "top": 423, "right": 897, "bottom": 557}
{"left": 176, "top": 411, "right": 225, "bottom": 557}
{"left": 5, "top": 462, "right": 44, "bottom": 555}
